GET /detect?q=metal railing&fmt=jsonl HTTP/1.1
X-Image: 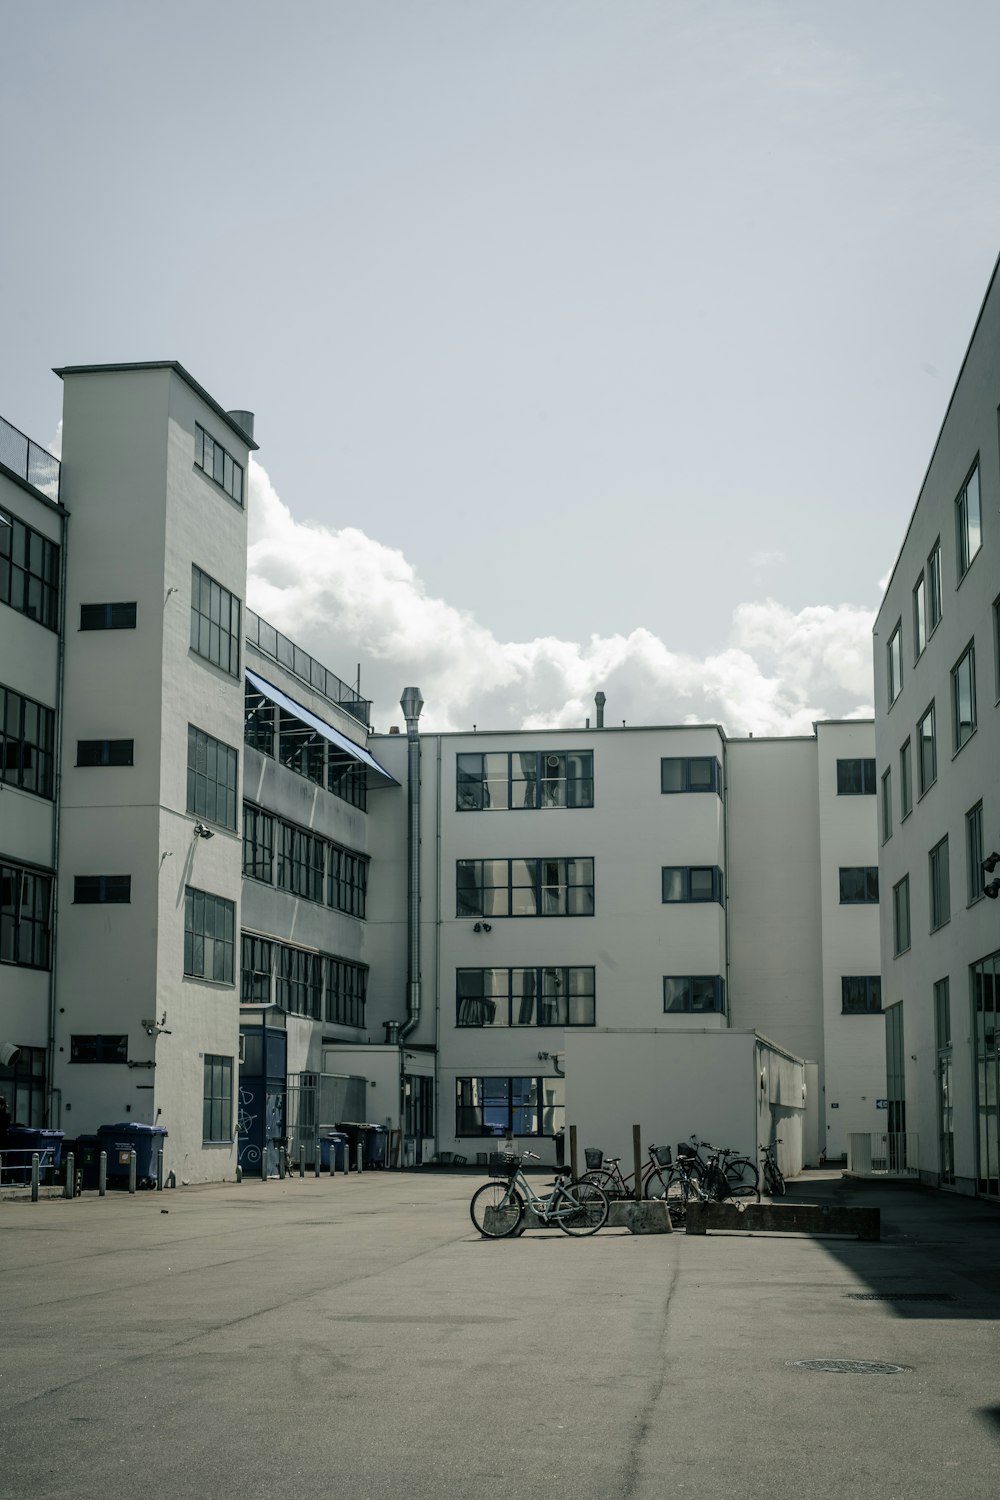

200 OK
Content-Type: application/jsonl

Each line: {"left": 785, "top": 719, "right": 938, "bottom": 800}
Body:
{"left": 0, "top": 414, "right": 60, "bottom": 501}
{"left": 0, "top": 1147, "right": 57, "bottom": 1188}
{"left": 245, "top": 609, "right": 371, "bottom": 727}
{"left": 847, "top": 1131, "right": 919, "bottom": 1178}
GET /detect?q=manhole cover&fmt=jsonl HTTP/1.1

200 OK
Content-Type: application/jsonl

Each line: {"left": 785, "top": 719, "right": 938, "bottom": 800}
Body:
{"left": 788, "top": 1359, "right": 912, "bottom": 1375}
{"left": 846, "top": 1291, "right": 954, "bottom": 1303}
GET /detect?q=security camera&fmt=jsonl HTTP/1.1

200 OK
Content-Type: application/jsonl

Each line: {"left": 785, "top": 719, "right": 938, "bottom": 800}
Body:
{"left": 983, "top": 851, "right": 1000, "bottom": 875}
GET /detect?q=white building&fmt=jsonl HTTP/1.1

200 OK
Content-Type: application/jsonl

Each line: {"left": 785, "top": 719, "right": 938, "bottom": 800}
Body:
{"left": 874, "top": 253, "right": 1000, "bottom": 1199}
{"left": 1, "top": 359, "right": 882, "bottom": 1183}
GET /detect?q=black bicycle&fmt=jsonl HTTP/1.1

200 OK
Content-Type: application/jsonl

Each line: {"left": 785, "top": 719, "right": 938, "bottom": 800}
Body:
{"left": 760, "top": 1139, "right": 786, "bottom": 1196}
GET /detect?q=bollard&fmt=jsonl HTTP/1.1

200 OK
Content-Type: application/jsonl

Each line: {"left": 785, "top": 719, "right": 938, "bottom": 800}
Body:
{"left": 356, "top": 1142, "right": 364, "bottom": 1174}
{"left": 569, "top": 1123, "right": 579, "bottom": 1183}
{"left": 99, "top": 1151, "right": 107, "bottom": 1196}
{"left": 277, "top": 1149, "right": 284, "bottom": 1180}
{"left": 314, "top": 1148, "right": 320, "bottom": 1179}
{"left": 263, "top": 1144, "right": 269, "bottom": 1183}
{"left": 128, "top": 1150, "right": 137, "bottom": 1194}
{"left": 63, "top": 1152, "right": 75, "bottom": 1200}
{"left": 31, "top": 1153, "right": 40, "bottom": 1202}
{"left": 156, "top": 1149, "right": 164, "bottom": 1191}
{"left": 299, "top": 1143, "right": 305, "bottom": 1179}
{"left": 633, "top": 1124, "right": 643, "bottom": 1203}
{"left": 236, "top": 1163, "right": 243, "bottom": 1183}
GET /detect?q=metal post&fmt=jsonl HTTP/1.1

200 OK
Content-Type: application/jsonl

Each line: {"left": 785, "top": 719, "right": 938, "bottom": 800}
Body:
{"left": 633, "top": 1124, "right": 643, "bottom": 1203}
{"left": 99, "top": 1151, "right": 107, "bottom": 1196}
{"left": 128, "top": 1150, "right": 137, "bottom": 1194}
{"left": 63, "top": 1151, "right": 75, "bottom": 1200}
{"left": 31, "top": 1153, "right": 39, "bottom": 1202}
{"left": 356, "top": 1142, "right": 364, "bottom": 1174}
{"left": 314, "top": 1135, "right": 321, "bottom": 1179}
{"left": 156, "top": 1148, "right": 164, "bottom": 1191}
{"left": 569, "top": 1124, "right": 579, "bottom": 1182}
{"left": 298, "top": 1143, "right": 305, "bottom": 1179}
{"left": 263, "top": 1139, "right": 270, "bottom": 1183}
{"left": 235, "top": 1163, "right": 243, "bottom": 1183}
{"left": 277, "top": 1147, "right": 284, "bottom": 1180}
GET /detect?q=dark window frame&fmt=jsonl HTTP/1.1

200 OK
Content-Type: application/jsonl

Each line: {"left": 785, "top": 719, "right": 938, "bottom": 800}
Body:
{"left": 70, "top": 1034, "right": 129, "bottom": 1064}
{"left": 77, "top": 738, "right": 134, "bottom": 768}
{"left": 190, "top": 564, "right": 241, "bottom": 678}
{"left": 194, "top": 424, "right": 244, "bottom": 506}
{"left": 836, "top": 758, "right": 877, "bottom": 795}
{"left": 80, "top": 602, "right": 136, "bottom": 631}
{"left": 0, "top": 860, "right": 53, "bottom": 970}
{"left": 661, "top": 865, "right": 724, "bottom": 905}
{"left": 929, "top": 835, "right": 951, "bottom": 932}
{"left": 951, "top": 641, "right": 977, "bottom": 753}
{"left": 456, "top": 966, "right": 596, "bottom": 1027}
{"left": 967, "top": 801, "right": 985, "bottom": 907}
{"left": 660, "top": 757, "right": 723, "bottom": 795}
{"left": 956, "top": 458, "right": 982, "bottom": 580}
{"left": 887, "top": 622, "right": 903, "bottom": 707}
{"left": 838, "top": 866, "right": 879, "bottom": 905}
{"left": 893, "top": 874, "right": 911, "bottom": 956}
{"left": 841, "top": 977, "right": 882, "bottom": 1015}
{"left": 456, "top": 857, "right": 595, "bottom": 918}
{"left": 187, "top": 724, "right": 239, "bottom": 831}
{"left": 455, "top": 1075, "right": 564, "bottom": 1138}
{"left": 663, "top": 975, "right": 726, "bottom": 1014}
{"left": 184, "top": 886, "right": 235, "bottom": 985}
{"left": 203, "top": 1054, "right": 234, "bottom": 1143}
{"left": 73, "top": 875, "right": 131, "bottom": 904}
{"left": 917, "top": 702, "right": 937, "bottom": 798}
{"left": 0, "top": 505, "right": 59, "bottom": 631}
{"left": 456, "top": 750, "right": 594, "bottom": 811}
{"left": 0, "top": 681, "right": 55, "bottom": 799}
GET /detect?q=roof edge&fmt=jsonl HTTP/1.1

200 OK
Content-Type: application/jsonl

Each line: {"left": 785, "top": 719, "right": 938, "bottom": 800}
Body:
{"left": 52, "top": 361, "right": 259, "bottom": 451}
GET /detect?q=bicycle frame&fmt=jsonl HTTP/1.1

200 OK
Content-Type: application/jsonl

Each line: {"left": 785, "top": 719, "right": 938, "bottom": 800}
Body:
{"left": 508, "top": 1167, "right": 587, "bottom": 1225}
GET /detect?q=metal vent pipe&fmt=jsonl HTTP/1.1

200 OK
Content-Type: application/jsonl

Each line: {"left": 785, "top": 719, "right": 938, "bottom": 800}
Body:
{"left": 399, "top": 687, "right": 424, "bottom": 1040}
{"left": 595, "top": 691, "right": 606, "bottom": 729}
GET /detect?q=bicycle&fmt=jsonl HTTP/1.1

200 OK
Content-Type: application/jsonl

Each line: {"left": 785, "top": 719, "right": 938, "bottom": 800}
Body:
{"left": 759, "top": 1139, "right": 785, "bottom": 1196}
{"left": 470, "top": 1152, "right": 610, "bottom": 1238}
{"left": 684, "top": 1135, "right": 759, "bottom": 1199}
{"left": 581, "top": 1143, "right": 677, "bottom": 1201}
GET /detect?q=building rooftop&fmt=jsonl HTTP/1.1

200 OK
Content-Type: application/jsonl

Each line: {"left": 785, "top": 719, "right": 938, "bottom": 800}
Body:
{"left": 0, "top": 411, "right": 61, "bottom": 504}
{"left": 53, "top": 361, "right": 259, "bottom": 451}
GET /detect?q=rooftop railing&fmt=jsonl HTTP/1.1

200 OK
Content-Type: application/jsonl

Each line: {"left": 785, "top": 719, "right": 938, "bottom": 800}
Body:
{"left": 0, "top": 414, "right": 60, "bottom": 502}
{"left": 246, "top": 609, "right": 371, "bottom": 727}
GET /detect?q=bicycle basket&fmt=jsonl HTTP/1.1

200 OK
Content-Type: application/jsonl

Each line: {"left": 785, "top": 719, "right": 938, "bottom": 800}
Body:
{"left": 584, "top": 1147, "right": 604, "bottom": 1171}
{"left": 488, "top": 1153, "right": 519, "bottom": 1179}
{"left": 677, "top": 1141, "right": 697, "bottom": 1160}
{"left": 653, "top": 1145, "right": 673, "bottom": 1168}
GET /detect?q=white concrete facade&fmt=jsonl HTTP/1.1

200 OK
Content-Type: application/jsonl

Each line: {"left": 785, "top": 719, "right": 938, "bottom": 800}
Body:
{"left": 874, "top": 253, "right": 1000, "bottom": 1198}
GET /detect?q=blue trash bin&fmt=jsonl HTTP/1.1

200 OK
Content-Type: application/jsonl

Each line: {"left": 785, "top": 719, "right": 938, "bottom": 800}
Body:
{"left": 320, "top": 1132, "right": 347, "bottom": 1173}
{"left": 363, "top": 1124, "right": 387, "bottom": 1169}
{"left": 75, "top": 1135, "right": 102, "bottom": 1191}
{"left": 4, "top": 1128, "right": 64, "bottom": 1184}
{"left": 97, "top": 1123, "right": 167, "bottom": 1187}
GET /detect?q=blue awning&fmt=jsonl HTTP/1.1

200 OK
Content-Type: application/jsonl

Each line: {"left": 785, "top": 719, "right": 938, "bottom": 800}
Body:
{"left": 245, "top": 668, "right": 398, "bottom": 786}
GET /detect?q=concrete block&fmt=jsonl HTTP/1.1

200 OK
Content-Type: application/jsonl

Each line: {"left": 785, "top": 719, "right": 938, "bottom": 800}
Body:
{"left": 684, "top": 1201, "right": 879, "bottom": 1241}
{"left": 620, "top": 1200, "right": 673, "bottom": 1234}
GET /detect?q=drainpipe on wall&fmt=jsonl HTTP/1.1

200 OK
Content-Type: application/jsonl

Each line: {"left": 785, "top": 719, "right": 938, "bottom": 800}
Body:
{"left": 46, "top": 505, "right": 70, "bottom": 1129}
{"left": 398, "top": 688, "right": 424, "bottom": 1043}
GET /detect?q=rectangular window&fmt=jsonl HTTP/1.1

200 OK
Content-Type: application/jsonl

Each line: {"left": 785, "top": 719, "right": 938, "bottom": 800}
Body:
{"left": 661, "top": 866, "right": 724, "bottom": 904}
{"left": 456, "top": 967, "right": 596, "bottom": 1027}
{"left": 187, "top": 724, "right": 238, "bottom": 830}
{"left": 893, "top": 875, "right": 910, "bottom": 956}
{"left": 277, "top": 945, "right": 322, "bottom": 1018}
{"left": 934, "top": 977, "right": 951, "bottom": 1051}
{"left": 881, "top": 768, "right": 892, "bottom": 844}
{"left": 900, "top": 738, "right": 913, "bottom": 819}
{"left": 405, "top": 1074, "right": 434, "bottom": 1139}
{"left": 967, "top": 801, "right": 985, "bottom": 906}
{"left": 80, "top": 602, "right": 136, "bottom": 631}
{"left": 0, "top": 506, "right": 59, "bottom": 631}
{"left": 929, "top": 836, "right": 951, "bottom": 931}
{"left": 455, "top": 1076, "right": 564, "bottom": 1138}
{"left": 324, "top": 955, "right": 368, "bottom": 1027}
{"left": 663, "top": 976, "right": 726, "bottom": 1014}
{"left": 203, "top": 1054, "right": 234, "bottom": 1142}
{"left": 277, "top": 823, "right": 325, "bottom": 903}
{"left": 994, "top": 595, "right": 1000, "bottom": 702}
{"left": 841, "top": 977, "right": 882, "bottom": 1015}
{"left": 240, "top": 933, "right": 274, "bottom": 1004}
{"left": 917, "top": 703, "right": 936, "bottom": 796}
{"left": 660, "top": 757, "right": 723, "bottom": 794}
{"left": 244, "top": 682, "right": 275, "bottom": 756}
{"left": 73, "top": 875, "right": 131, "bottom": 904}
{"left": 0, "top": 861, "right": 53, "bottom": 969}
{"left": 0, "top": 683, "right": 55, "bottom": 798}
{"left": 184, "top": 886, "right": 235, "bottom": 984}
{"left": 951, "top": 642, "right": 977, "bottom": 751}
{"left": 190, "top": 565, "right": 241, "bottom": 678}
{"left": 70, "top": 1034, "right": 128, "bottom": 1064}
{"left": 77, "top": 739, "right": 134, "bottom": 767}
{"left": 912, "top": 574, "right": 926, "bottom": 660}
{"left": 456, "top": 858, "right": 595, "bottom": 917}
{"left": 927, "top": 539, "right": 942, "bottom": 632}
{"left": 887, "top": 622, "right": 903, "bottom": 707}
{"left": 836, "top": 759, "right": 877, "bottom": 795}
{"left": 242, "top": 804, "right": 274, "bottom": 883}
{"left": 328, "top": 843, "right": 369, "bottom": 919}
{"left": 838, "top": 866, "right": 879, "bottom": 904}
{"left": 456, "top": 750, "right": 594, "bottom": 810}
{"left": 195, "top": 423, "right": 244, "bottom": 506}
{"left": 956, "top": 460, "right": 982, "bottom": 578}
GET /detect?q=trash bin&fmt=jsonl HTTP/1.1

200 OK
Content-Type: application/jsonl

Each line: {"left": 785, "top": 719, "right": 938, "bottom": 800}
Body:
{"left": 75, "top": 1135, "right": 102, "bottom": 1191}
{"left": 363, "top": 1124, "right": 387, "bottom": 1169}
{"left": 320, "top": 1132, "right": 348, "bottom": 1173}
{"left": 336, "top": 1123, "right": 364, "bottom": 1169}
{"left": 4, "top": 1128, "right": 64, "bottom": 1184}
{"left": 97, "top": 1123, "right": 167, "bottom": 1187}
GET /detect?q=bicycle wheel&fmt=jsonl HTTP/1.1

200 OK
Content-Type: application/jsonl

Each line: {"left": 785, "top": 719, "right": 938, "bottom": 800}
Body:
{"left": 725, "top": 1158, "right": 759, "bottom": 1196}
{"left": 643, "top": 1167, "right": 671, "bottom": 1200}
{"left": 556, "top": 1180, "right": 609, "bottom": 1236}
{"left": 582, "top": 1169, "right": 622, "bottom": 1200}
{"left": 470, "top": 1181, "right": 524, "bottom": 1238}
{"left": 763, "top": 1162, "right": 786, "bottom": 1196}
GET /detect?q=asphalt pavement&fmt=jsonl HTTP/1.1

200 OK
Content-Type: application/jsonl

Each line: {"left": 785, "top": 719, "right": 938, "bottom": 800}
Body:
{"left": 0, "top": 1167, "right": 998, "bottom": 1500}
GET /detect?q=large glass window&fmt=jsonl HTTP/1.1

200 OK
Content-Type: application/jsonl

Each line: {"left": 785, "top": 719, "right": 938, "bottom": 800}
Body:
{"left": 663, "top": 976, "right": 725, "bottom": 1014}
{"left": 456, "top": 750, "right": 593, "bottom": 810}
{"left": 660, "top": 757, "right": 722, "bottom": 794}
{"left": 242, "top": 804, "right": 274, "bottom": 883}
{"left": 836, "top": 759, "right": 876, "bottom": 795}
{"left": 405, "top": 1075, "right": 434, "bottom": 1139}
{"left": 324, "top": 956, "right": 367, "bottom": 1027}
{"left": 327, "top": 844, "right": 368, "bottom": 919}
{"left": 887, "top": 623, "right": 903, "bottom": 706}
{"left": 277, "top": 946, "right": 322, "bottom": 1018}
{"left": 900, "top": 738, "right": 913, "bottom": 819}
{"left": 455, "top": 1076, "right": 564, "bottom": 1138}
{"left": 934, "top": 976, "right": 954, "bottom": 1186}
{"left": 973, "top": 949, "right": 1000, "bottom": 1197}
{"left": 190, "top": 565, "right": 241, "bottom": 677}
{"left": 70, "top": 1035, "right": 128, "bottom": 1064}
{"left": 277, "top": 823, "right": 325, "bottom": 903}
{"left": 187, "top": 725, "right": 238, "bottom": 830}
{"left": 929, "top": 836, "right": 951, "bottom": 932}
{"left": 0, "top": 683, "right": 55, "bottom": 798}
{"left": 0, "top": 861, "right": 52, "bottom": 969}
{"left": 881, "top": 768, "right": 892, "bottom": 844}
{"left": 956, "top": 460, "right": 982, "bottom": 578}
{"left": 893, "top": 875, "right": 910, "bottom": 956}
{"left": 927, "top": 539, "right": 942, "bottom": 632}
{"left": 951, "top": 642, "right": 977, "bottom": 751}
{"left": 912, "top": 573, "right": 926, "bottom": 660}
{"left": 195, "top": 423, "right": 244, "bottom": 505}
{"left": 917, "top": 703, "right": 936, "bottom": 796}
{"left": 661, "top": 866, "right": 724, "bottom": 904}
{"left": 240, "top": 933, "right": 274, "bottom": 1004}
{"left": 203, "top": 1055, "right": 233, "bottom": 1143}
{"left": 184, "top": 887, "right": 235, "bottom": 984}
{"left": 967, "top": 801, "right": 985, "bottom": 906}
{"left": 841, "top": 977, "right": 882, "bottom": 1014}
{"left": 0, "top": 1044, "right": 46, "bottom": 1127}
{"left": 0, "top": 506, "right": 59, "bottom": 631}
{"left": 456, "top": 967, "right": 595, "bottom": 1027}
{"left": 838, "top": 867, "right": 879, "bottom": 904}
{"left": 457, "top": 858, "right": 594, "bottom": 917}
{"left": 80, "top": 602, "right": 136, "bottom": 631}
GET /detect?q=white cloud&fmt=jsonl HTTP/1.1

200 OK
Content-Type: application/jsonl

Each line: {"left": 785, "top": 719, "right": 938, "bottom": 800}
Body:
{"left": 246, "top": 460, "right": 876, "bottom": 736}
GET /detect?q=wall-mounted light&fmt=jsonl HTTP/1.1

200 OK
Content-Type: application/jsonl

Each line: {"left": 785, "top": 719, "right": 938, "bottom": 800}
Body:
{"left": 193, "top": 821, "right": 215, "bottom": 840}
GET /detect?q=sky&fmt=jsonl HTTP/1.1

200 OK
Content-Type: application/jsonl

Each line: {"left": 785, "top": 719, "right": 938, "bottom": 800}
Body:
{"left": 4, "top": 1, "right": 1000, "bottom": 732}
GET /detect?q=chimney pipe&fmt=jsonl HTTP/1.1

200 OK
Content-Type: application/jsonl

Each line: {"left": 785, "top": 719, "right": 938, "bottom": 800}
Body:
{"left": 399, "top": 688, "right": 424, "bottom": 1042}
{"left": 595, "top": 691, "right": 606, "bottom": 729}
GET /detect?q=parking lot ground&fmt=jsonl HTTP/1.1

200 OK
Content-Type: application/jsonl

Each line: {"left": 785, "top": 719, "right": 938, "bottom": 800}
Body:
{"left": 1, "top": 1168, "right": 999, "bottom": 1500}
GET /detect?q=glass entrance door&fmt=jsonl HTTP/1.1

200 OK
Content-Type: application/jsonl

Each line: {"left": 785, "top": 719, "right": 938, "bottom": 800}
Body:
{"left": 973, "top": 950, "right": 1000, "bottom": 1198}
